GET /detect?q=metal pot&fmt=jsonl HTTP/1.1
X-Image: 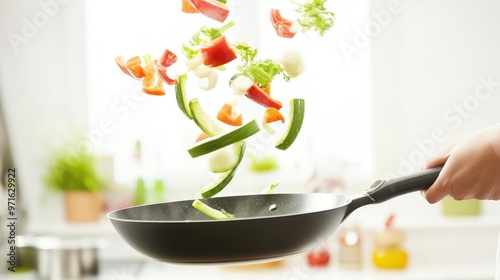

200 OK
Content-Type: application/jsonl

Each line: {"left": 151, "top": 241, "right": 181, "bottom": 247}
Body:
{"left": 18, "top": 235, "right": 106, "bottom": 280}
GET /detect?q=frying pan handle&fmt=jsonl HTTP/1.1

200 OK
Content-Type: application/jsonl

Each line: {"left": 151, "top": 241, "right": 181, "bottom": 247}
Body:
{"left": 342, "top": 166, "right": 442, "bottom": 221}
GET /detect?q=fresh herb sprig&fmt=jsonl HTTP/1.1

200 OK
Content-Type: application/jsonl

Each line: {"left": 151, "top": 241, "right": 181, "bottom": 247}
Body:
{"left": 235, "top": 44, "right": 290, "bottom": 88}
{"left": 182, "top": 21, "right": 235, "bottom": 60}
{"left": 292, "top": 0, "right": 335, "bottom": 36}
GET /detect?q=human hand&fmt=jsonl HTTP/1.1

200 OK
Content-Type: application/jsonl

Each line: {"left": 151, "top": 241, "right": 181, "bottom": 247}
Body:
{"left": 423, "top": 124, "right": 500, "bottom": 203}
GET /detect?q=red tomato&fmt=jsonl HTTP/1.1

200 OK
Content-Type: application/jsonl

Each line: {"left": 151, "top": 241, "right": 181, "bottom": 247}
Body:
{"left": 307, "top": 250, "right": 330, "bottom": 267}
{"left": 270, "top": 9, "right": 297, "bottom": 38}
{"left": 200, "top": 36, "right": 237, "bottom": 67}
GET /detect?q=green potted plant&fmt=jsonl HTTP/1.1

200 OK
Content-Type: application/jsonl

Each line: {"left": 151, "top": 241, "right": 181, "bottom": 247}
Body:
{"left": 44, "top": 148, "right": 104, "bottom": 223}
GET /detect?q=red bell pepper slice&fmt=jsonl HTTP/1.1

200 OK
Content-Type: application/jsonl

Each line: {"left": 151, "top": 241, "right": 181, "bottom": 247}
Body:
{"left": 142, "top": 81, "right": 165, "bottom": 95}
{"left": 270, "top": 9, "right": 297, "bottom": 38}
{"left": 115, "top": 56, "right": 146, "bottom": 79}
{"left": 195, "top": 132, "right": 210, "bottom": 142}
{"left": 245, "top": 83, "right": 282, "bottom": 110}
{"left": 263, "top": 82, "right": 272, "bottom": 95}
{"left": 159, "top": 49, "right": 178, "bottom": 68}
{"left": 126, "top": 56, "right": 146, "bottom": 79}
{"left": 115, "top": 56, "right": 131, "bottom": 76}
{"left": 142, "top": 55, "right": 165, "bottom": 96}
{"left": 264, "top": 107, "right": 285, "bottom": 124}
{"left": 155, "top": 49, "right": 178, "bottom": 85}
{"left": 182, "top": 0, "right": 199, "bottom": 13}
{"left": 200, "top": 35, "right": 237, "bottom": 68}
{"left": 155, "top": 61, "right": 178, "bottom": 86}
{"left": 188, "top": 0, "right": 229, "bottom": 23}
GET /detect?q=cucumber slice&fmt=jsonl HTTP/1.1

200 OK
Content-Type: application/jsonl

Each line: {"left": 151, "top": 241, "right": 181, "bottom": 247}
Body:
{"left": 200, "top": 141, "right": 245, "bottom": 199}
{"left": 261, "top": 182, "right": 280, "bottom": 194}
{"left": 175, "top": 73, "right": 192, "bottom": 119}
{"left": 189, "top": 98, "right": 224, "bottom": 136}
{"left": 207, "top": 144, "right": 239, "bottom": 173}
{"left": 192, "top": 199, "right": 234, "bottom": 220}
{"left": 188, "top": 120, "right": 259, "bottom": 158}
{"left": 275, "top": 99, "right": 305, "bottom": 150}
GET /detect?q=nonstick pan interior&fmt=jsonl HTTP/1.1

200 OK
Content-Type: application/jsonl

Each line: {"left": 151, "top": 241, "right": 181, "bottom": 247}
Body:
{"left": 108, "top": 193, "right": 351, "bottom": 264}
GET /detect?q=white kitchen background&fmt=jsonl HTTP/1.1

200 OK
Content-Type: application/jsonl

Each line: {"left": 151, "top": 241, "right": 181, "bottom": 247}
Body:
{"left": 1, "top": 0, "right": 500, "bottom": 279}
{"left": 0, "top": 0, "right": 377, "bottom": 223}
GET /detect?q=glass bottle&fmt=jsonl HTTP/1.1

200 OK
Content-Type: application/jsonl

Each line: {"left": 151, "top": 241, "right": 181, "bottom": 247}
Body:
{"left": 133, "top": 177, "right": 147, "bottom": 206}
{"left": 372, "top": 228, "right": 408, "bottom": 269}
{"left": 152, "top": 179, "right": 166, "bottom": 203}
{"left": 338, "top": 224, "right": 362, "bottom": 269}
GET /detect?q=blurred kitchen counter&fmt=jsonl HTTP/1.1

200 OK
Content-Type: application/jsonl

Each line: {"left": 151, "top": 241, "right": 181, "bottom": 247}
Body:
{"left": 4, "top": 256, "right": 496, "bottom": 280}
{"left": 16, "top": 214, "right": 499, "bottom": 280}
{"left": 18, "top": 192, "right": 500, "bottom": 280}
{"left": 95, "top": 257, "right": 496, "bottom": 280}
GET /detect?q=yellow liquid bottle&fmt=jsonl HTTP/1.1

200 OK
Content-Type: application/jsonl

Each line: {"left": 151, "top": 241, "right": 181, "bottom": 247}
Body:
{"left": 372, "top": 228, "right": 408, "bottom": 269}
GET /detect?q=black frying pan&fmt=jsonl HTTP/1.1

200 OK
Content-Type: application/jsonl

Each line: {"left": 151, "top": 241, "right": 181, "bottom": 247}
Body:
{"left": 108, "top": 166, "right": 441, "bottom": 264}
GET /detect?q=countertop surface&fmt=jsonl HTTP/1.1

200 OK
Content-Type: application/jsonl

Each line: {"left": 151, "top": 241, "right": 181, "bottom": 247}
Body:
{"left": 4, "top": 257, "right": 497, "bottom": 280}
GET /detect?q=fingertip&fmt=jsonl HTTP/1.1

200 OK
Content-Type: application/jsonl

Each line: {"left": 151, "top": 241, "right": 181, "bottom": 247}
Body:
{"left": 424, "top": 195, "right": 442, "bottom": 204}
{"left": 420, "top": 189, "right": 439, "bottom": 204}
{"left": 424, "top": 184, "right": 448, "bottom": 204}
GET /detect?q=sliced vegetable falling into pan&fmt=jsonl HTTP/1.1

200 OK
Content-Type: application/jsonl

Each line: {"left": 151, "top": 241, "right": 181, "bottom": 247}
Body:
{"left": 113, "top": 11, "right": 312, "bottom": 217}
{"left": 188, "top": 120, "right": 259, "bottom": 158}
{"left": 276, "top": 99, "right": 305, "bottom": 150}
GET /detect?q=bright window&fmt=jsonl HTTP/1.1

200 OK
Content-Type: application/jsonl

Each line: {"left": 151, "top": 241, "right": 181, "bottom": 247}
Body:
{"left": 85, "top": 0, "right": 374, "bottom": 196}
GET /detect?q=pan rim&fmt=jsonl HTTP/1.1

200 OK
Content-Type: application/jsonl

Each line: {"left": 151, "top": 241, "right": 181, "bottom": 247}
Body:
{"left": 107, "top": 192, "right": 352, "bottom": 224}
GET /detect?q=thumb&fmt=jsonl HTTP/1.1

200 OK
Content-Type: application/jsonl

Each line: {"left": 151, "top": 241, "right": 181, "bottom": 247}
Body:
{"left": 422, "top": 162, "right": 452, "bottom": 203}
{"left": 421, "top": 146, "right": 455, "bottom": 203}
{"left": 423, "top": 177, "right": 449, "bottom": 204}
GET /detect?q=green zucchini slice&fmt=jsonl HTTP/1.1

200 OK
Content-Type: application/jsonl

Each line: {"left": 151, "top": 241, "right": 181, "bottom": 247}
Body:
{"left": 175, "top": 73, "right": 192, "bottom": 119}
{"left": 200, "top": 141, "right": 245, "bottom": 199}
{"left": 275, "top": 99, "right": 305, "bottom": 150}
{"left": 188, "top": 120, "right": 259, "bottom": 158}
{"left": 189, "top": 98, "right": 224, "bottom": 136}
{"left": 192, "top": 199, "right": 234, "bottom": 220}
